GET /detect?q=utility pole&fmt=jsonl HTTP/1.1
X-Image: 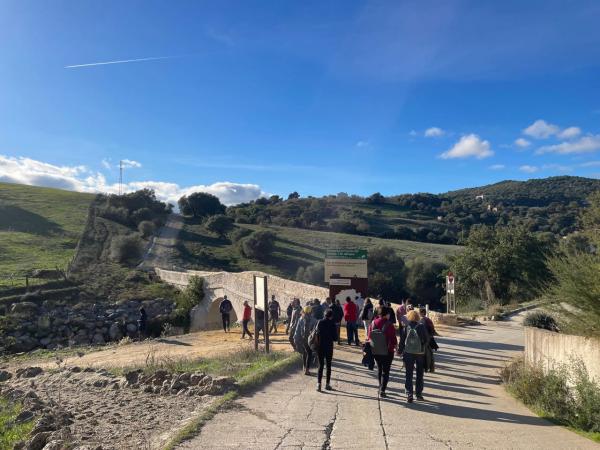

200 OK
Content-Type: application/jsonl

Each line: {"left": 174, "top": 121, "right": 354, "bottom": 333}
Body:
{"left": 119, "top": 160, "right": 123, "bottom": 195}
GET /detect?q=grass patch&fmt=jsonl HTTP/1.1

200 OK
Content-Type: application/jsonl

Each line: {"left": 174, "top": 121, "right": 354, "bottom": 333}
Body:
{"left": 162, "top": 351, "right": 300, "bottom": 449}
{"left": 0, "top": 182, "right": 94, "bottom": 288}
{"left": 501, "top": 357, "right": 600, "bottom": 440}
{"left": 0, "top": 397, "right": 35, "bottom": 450}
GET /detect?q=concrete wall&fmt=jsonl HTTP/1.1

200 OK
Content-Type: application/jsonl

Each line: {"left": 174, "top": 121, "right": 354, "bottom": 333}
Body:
{"left": 155, "top": 269, "right": 329, "bottom": 331}
{"left": 525, "top": 327, "right": 600, "bottom": 383}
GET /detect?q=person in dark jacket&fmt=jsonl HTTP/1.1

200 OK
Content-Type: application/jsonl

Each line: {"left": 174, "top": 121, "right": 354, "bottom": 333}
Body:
{"left": 399, "top": 310, "right": 429, "bottom": 403}
{"left": 287, "top": 299, "right": 302, "bottom": 348}
{"left": 368, "top": 307, "right": 398, "bottom": 398}
{"left": 255, "top": 308, "right": 265, "bottom": 341}
{"left": 316, "top": 309, "right": 337, "bottom": 392}
{"left": 138, "top": 307, "right": 148, "bottom": 339}
{"left": 285, "top": 301, "right": 294, "bottom": 334}
{"left": 331, "top": 299, "right": 344, "bottom": 344}
{"left": 312, "top": 298, "right": 324, "bottom": 320}
{"left": 419, "top": 307, "right": 438, "bottom": 373}
{"left": 219, "top": 296, "right": 233, "bottom": 333}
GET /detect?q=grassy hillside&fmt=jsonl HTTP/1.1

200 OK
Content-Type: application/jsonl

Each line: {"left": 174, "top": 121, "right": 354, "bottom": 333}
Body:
{"left": 0, "top": 182, "right": 94, "bottom": 287}
{"left": 176, "top": 219, "right": 460, "bottom": 281}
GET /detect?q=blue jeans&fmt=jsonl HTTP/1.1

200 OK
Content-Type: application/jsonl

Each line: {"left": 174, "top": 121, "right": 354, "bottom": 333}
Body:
{"left": 346, "top": 321, "right": 359, "bottom": 345}
{"left": 403, "top": 353, "right": 425, "bottom": 396}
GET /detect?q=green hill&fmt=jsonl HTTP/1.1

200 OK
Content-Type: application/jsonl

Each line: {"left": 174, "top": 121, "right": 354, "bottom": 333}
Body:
{"left": 0, "top": 182, "right": 94, "bottom": 287}
{"left": 176, "top": 220, "right": 459, "bottom": 281}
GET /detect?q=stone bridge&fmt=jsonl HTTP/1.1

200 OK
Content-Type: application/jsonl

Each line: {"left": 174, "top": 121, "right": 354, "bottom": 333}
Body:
{"left": 155, "top": 268, "right": 330, "bottom": 331}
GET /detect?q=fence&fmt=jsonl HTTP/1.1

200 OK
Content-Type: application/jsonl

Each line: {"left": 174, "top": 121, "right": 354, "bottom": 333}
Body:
{"left": 525, "top": 326, "right": 600, "bottom": 383}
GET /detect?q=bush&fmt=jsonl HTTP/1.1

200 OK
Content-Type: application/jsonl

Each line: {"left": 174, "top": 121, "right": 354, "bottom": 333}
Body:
{"left": 178, "top": 192, "right": 225, "bottom": 218}
{"left": 171, "top": 276, "right": 205, "bottom": 331}
{"left": 138, "top": 220, "right": 156, "bottom": 238}
{"left": 98, "top": 205, "right": 130, "bottom": 225}
{"left": 205, "top": 214, "right": 234, "bottom": 238}
{"left": 240, "top": 231, "right": 276, "bottom": 262}
{"left": 523, "top": 311, "right": 559, "bottom": 332}
{"left": 296, "top": 263, "right": 325, "bottom": 286}
{"left": 230, "top": 227, "right": 252, "bottom": 242}
{"left": 110, "top": 235, "right": 142, "bottom": 263}
{"left": 501, "top": 358, "right": 600, "bottom": 434}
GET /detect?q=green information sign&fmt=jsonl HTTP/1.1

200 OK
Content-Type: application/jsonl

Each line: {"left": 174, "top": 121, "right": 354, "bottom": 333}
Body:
{"left": 325, "top": 249, "right": 368, "bottom": 259}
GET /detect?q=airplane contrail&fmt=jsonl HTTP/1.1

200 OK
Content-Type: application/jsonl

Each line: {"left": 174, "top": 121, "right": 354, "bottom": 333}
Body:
{"left": 64, "top": 55, "right": 179, "bottom": 69}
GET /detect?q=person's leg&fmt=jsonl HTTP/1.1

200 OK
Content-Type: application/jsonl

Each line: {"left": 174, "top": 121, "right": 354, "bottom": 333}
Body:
{"left": 305, "top": 347, "right": 313, "bottom": 372}
{"left": 336, "top": 323, "right": 341, "bottom": 344}
{"left": 374, "top": 355, "right": 383, "bottom": 387}
{"left": 226, "top": 314, "right": 231, "bottom": 332}
{"left": 222, "top": 313, "right": 227, "bottom": 332}
{"left": 416, "top": 355, "right": 425, "bottom": 397}
{"left": 404, "top": 354, "right": 415, "bottom": 400}
{"left": 317, "top": 350, "right": 325, "bottom": 387}
{"left": 325, "top": 350, "right": 333, "bottom": 387}
{"left": 354, "top": 323, "right": 360, "bottom": 345}
{"left": 380, "top": 353, "right": 393, "bottom": 393}
{"left": 346, "top": 322, "right": 352, "bottom": 345}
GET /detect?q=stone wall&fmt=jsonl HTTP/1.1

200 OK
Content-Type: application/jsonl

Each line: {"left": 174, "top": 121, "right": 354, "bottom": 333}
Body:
{"left": 1, "top": 297, "right": 175, "bottom": 354}
{"left": 155, "top": 269, "right": 329, "bottom": 331}
{"left": 525, "top": 326, "right": 600, "bottom": 383}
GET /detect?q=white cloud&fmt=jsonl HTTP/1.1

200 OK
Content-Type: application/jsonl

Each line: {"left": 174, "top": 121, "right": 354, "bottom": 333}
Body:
{"left": 121, "top": 159, "right": 142, "bottom": 168}
{"left": 519, "top": 165, "right": 539, "bottom": 173}
{"left": 101, "top": 159, "right": 112, "bottom": 170}
{"left": 579, "top": 161, "right": 600, "bottom": 168}
{"left": 424, "top": 127, "right": 445, "bottom": 137}
{"left": 440, "top": 134, "right": 493, "bottom": 159}
{"left": 542, "top": 164, "right": 573, "bottom": 172}
{"left": 558, "top": 126, "right": 581, "bottom": 139}
{"left": 536, "top": 135, "right": 600, "bottom": 155}
{"left": 523, "top": 119, "right": 560, "bottom": 139}
{"left": 355, "top": 140, "right": 370, "bottom": 148}
{"left": 0, "top": 154, "right": 267, "bottom": 206}
{"left": 514, "top": 138, "right": 531, "bottom": 148}
{"left": 409, "top": 130, "right": 418, "bottom": 137}
{"left": 488, "top": 164, "right": 505, "bottom": 170}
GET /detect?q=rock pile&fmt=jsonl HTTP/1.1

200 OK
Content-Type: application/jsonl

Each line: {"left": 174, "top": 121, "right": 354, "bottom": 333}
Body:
{"left": 1, "top": 298, "right": 175, "bottom": 354}
{"left": 123, "top": 369, "right": 235, "bottom": 397}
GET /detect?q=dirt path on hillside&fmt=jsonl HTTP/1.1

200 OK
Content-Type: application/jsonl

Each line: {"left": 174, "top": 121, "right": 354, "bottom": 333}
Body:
{"left": 180, "top": 314, "right": 598, "bottom": 450}
{"left": 138, "top": 213, "right": 183, "bottom": 270}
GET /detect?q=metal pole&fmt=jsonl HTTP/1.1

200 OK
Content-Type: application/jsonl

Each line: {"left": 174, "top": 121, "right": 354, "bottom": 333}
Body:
{"left": 253, "top": 277, "right": 258, "bottom": 351}
{"left": 264, "top": 278, "right": 270, "bottom": 354}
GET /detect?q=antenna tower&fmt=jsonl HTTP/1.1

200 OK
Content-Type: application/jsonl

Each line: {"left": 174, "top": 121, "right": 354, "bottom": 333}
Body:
{"left": 119, "top": 160, "right": 123, "bottom": 195}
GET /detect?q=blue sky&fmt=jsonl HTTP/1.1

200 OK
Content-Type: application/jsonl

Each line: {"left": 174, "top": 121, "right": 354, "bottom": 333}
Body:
{"left": 1, "top": 0, "right": 600, "bottom": 205}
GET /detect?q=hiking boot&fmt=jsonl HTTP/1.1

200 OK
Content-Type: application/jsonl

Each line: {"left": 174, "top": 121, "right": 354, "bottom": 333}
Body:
{"left": 379, "top": 391, "right": 387, "bottom": 398}
{"left": 416, "top": 394, "right": 424, "bottom": 401}
{"left": 407, "top": 394, "right": 414, "bottom": 403}
{"left": 317, "top": 383, "right": 322, "bottom": 392}
{"left": 325, "top": 384, "right": 333, "bottom": 391}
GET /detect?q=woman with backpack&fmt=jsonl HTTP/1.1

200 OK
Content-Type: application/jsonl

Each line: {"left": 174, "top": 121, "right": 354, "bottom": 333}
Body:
{"left": 399, "top": 310, "right": 430, "bottom": 403}
{"left": 367, "top": 306, "right": 397, "bottom": 398}
{"left": 315, "top": 308, "right": 337, "bottom": 392}
{"left": 294, "top": 306, "right": 317, "bottom": 375}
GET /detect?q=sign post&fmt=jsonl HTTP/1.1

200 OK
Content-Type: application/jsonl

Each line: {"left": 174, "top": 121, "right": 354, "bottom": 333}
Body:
{"left": 325, "top": 249, "right": 368, "bottom": 302}
{"left": 446, "top": 271, "right": 456, "bottom": 314}
{"left": 253, "top": 275, "right": 269, "bottom": 353}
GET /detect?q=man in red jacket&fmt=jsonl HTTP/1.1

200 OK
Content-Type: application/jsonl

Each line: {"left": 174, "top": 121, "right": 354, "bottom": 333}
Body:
{"left": 343, "top": 296, "right": 360, "bottom": 346}
{"left": 368, "top": 306, "right": 398, "bottom": 398}
{"left": 241, "top": 301, "right": 253, "bottom": 340}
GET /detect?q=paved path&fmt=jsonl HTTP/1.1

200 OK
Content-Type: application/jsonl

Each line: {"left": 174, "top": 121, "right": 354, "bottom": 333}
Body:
{"left": 138, "top": 213, "right": 183, "bottom": 270}
{"left": 178, "top": 315, "right": 598, "bottom": 449}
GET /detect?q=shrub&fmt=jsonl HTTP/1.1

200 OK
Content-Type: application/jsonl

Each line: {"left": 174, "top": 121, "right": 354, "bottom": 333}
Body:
{"left": 98, "top": 205, "right": 130, "bottom": 225}
{"left": 296, "top": 263, "right": 325, "bottom": 286}
{"left": 205, "top": 214, "right": 234, "bottom": 238}
{"left": 230, "top": 227, "right": 252, "bottom": 243}
{"left": 170, "top": 276, "right": 205, "bottom": 330}
{"left": 240, "top": 231, "right": 276, "bottom": 262}
{"left": 138, "top": 220, "right": 156, "bottom": 238}
{"left": 501, "top": 358, "right": 600, "bottom": 434}
{"left": 110, "top": 235, "right": 142, "bottom": 263}
{"left": 131, "top": 207, "right": 154, "bottom": 225}
{"left": 523, "top": 311, "right": 559, "bottom": 332}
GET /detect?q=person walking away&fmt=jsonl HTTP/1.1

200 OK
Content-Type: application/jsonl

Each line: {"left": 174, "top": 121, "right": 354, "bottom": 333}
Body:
{"left": 312, "top": 299, "right": 324, "bottom": 320}
{"left": 316, "top": 309, "right": 337, "bottom": 392}
{"left": 343, "top": 297, "right": 359, "bottom": 345}
{"left": 361, "top": 298, "right": 374, "bottom": 334}
{"left": 325, "top": 297, "right": 333, "bottom": 311}
{"left": 332, "top": 299, "right": 344, "bottom": 345}
{"left": 396, "top": 300, "right": 407, "bottom": 325}
{"left": 288, "top": 299, "right": 302, "bottom": 349}
{"left": 241, "top": 300, "right": 253, "bottom": 339}
{"left": 268, "top": 295, "right": 281, "bottom": 334}
{"left": 219, "top": 295, "right": 233, "bottom": 333}
{"left": 255, "top": 308, "right": 265, "bottom": 341}
{"left": 294, "top": 306, "right": 317, "bottom": 375}
{"left": 285, "top": 300, "right": 294, "bottom": 334}
{"left": 399, "top": 310, "right": 429, "bottom": 403}
{"left": 137, "top": 307, "right": 148, "bottom": 339}
{"left": 419, "top": 307, "right": 438, "bottom": 373}
{"left": 368, "top": 307, "right": 397, "bottom": 398}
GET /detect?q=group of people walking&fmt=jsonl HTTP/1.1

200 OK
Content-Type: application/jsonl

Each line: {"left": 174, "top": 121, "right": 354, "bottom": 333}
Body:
{"left": 218, "top": 294, "right": 438, "bottom": 401}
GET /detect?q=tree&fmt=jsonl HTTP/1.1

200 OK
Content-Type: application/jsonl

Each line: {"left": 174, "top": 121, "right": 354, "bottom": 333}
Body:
{"left": 406, "top": 257, "right": 448, "bottom": 308}
{"left": 296, "top": 263, "right": 325, "bottom": 286}
{"left": 367, "top": 246, "right": 407, "bottom": 300}
{"left": 448, "top": 225, "right": 552, "bottom": 306}
{"left": 138, "top": 220, "right": 156, "bottom": 238}
{"left": 178, "top": 192, "right": 225, "bottom": 218}
{"left": 110, "top": 235, "right": 142, "bottom": 264}
{"left": 367, "top": 192, "right": 385, "bottom": 204}
{"left": 288, "top": 191, "right": 300, "bottom": 200}
{"left": 241, "top": 231, "right": 276, "bottom": 261}
{"left": 205, "top": 214, "right": 234, "bottom": 238}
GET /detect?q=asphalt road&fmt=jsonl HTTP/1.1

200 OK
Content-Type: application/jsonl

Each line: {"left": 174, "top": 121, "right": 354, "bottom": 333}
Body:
{"left": 178, "top": 314, "right": 598, "bottom": 449}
